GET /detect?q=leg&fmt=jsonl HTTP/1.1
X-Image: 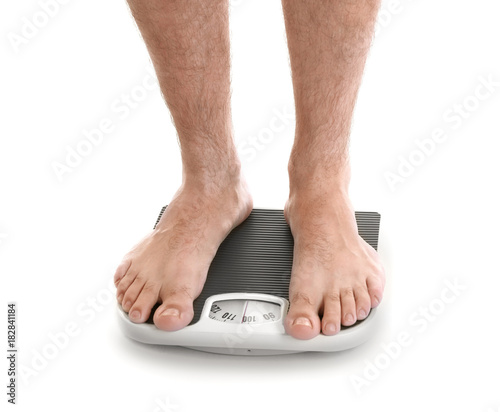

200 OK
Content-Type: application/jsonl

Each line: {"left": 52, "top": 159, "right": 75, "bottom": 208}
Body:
{"left": 114, "top": 0, "right": 252, "bottom": 330}
{"left": 281, "top": 0, "right": 385, "bottom": 339}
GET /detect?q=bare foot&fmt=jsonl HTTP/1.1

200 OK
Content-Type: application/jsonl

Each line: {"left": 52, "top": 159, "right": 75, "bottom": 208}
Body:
{"left": 114, "top": 171, "right": 252, "bottom": 331}
{"left": 284, "top": 185, "right": 385, "bottom": 340}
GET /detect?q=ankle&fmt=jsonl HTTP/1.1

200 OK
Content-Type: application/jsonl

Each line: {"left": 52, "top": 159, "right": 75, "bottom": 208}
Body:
{"left": 181, "top": 162, "right": 252, "bottom": 216}
{"left": 288, "top": 158, "right": 351, "bottom": 199}
{"left": 182, "top": 155, "right": 243, "bottom": 190}
{"left": 285, "top": 176, "right": 357, "bottom": 239}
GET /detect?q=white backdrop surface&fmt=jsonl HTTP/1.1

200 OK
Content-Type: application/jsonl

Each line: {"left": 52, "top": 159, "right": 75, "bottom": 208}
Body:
{"left": 1, "top": 0, "right": 499, "bottom": 411}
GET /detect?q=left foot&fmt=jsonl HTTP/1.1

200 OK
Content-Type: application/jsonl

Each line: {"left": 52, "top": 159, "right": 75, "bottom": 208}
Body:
{"left": 284, "top": 179, "right": 385, "bottom": 340}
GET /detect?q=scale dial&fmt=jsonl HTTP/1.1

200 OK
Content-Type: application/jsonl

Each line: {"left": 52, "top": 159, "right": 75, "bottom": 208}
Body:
{"left": 209, "top": 299, "right": 281, "bottom": 324}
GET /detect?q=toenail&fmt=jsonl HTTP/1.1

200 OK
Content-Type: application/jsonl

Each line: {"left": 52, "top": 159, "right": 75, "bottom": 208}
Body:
{"left": 293, "top": 317, "right": 312, "bottom": 328}
{"left": 124, "top": 301, "right": 131, "bottom": 309}
{"left": 130, "top": 310, "right": 141, "bottom": 321}
{"left": 373, "top": 296, "right": 380, "bottom": 305}
{"left": 325, "top": 323, "right": 337, "bottom": 334}
{"left": 161, "top": 308, "right": 180, "bottom": 318}
{"left": 359, "top": 309, "right": 366, "bottom": 318}
{"left": 117, "top": 294, "right": 123, "bottom": 302}
{"left": 345, "top": 314, "right": 354, "bottom": 323}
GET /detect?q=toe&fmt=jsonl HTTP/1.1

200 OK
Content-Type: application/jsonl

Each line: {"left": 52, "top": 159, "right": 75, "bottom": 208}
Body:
{"left": 153, "top": 284, "right": 196, "bottom": 331}
{"left": 340, "top": 287, "right": 357, "bottom": 326}
{"left": 354, "top": 286, "right": 371, "bottom": 320}
{"left": 366, "top": 275, "right": 384, "bottom": 308}
{"left": 285, "top": 290, "right": 322, "bottom": 340}
{"left": 114, "top": 259, "right": 132, "bottom": 287}
{"left": 116, "top": 269, "right": 139, "bottom": 304}
{"left": 121, "top": 275, "right": 146, "bottom": 312}
{"left": 321, "top": 291, "right": 341, "bottom": 336}
{"left": 128, "top": 281, "right": 161, "bottom": 323}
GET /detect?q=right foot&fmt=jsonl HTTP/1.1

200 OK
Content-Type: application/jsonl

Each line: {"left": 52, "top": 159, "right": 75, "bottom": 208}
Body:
{"left": 114, "top": 170, "right": 252, "bottom": 331}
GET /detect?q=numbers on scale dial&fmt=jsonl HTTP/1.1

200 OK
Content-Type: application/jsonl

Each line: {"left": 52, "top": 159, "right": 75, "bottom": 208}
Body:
{"left": 209, "top": 300, "right": 280, "bottom": 323}
{"left": 221, "top": 312, "right": 237, "bottom": 321}
{"left": 211, "top": 303, "right": 222, "bottom": 313}
{"left": 242, "top": 312, "right": 275, "bottom": 323}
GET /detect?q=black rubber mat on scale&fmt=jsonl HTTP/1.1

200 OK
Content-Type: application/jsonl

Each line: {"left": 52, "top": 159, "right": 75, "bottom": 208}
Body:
{"left": 147, "top": 206, "right": 381, "bottom": 326}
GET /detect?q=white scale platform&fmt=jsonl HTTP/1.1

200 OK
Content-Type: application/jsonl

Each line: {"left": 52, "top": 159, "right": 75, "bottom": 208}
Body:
{"left": 117, "top": 207, "right": 381, "bottom": 355}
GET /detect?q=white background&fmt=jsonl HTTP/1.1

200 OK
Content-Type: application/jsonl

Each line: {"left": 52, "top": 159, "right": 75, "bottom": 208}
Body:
{"left": 1, "top": 0, "right": 500, "bottom": 411}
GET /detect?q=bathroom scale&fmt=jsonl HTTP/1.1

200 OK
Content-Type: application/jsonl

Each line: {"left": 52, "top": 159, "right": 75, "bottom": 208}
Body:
{"left": 117, "top": 206, "right": 381, "bottom": 355}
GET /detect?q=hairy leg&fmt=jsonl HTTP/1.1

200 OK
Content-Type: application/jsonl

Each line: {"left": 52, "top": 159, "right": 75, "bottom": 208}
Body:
{"left": 281, "top": 0, "right": 385, "bottom": 339}
{"left": 115, "top": 0, "right": 252, "bottom": 331}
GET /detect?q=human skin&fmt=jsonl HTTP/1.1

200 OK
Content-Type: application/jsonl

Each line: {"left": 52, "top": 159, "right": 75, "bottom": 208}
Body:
{"left": 282, "top": 0, "right": 385, "bottom": 339}
{"left": 114, "top": 0, "right": 385, "bottom": 339}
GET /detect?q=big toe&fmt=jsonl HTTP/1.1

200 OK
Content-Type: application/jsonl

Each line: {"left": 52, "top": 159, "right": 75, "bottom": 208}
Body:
{"left": 153, "top": 289, "right": 195, "bottom": 331}
{"left": 284, "top": 293, "right": 322, "bottom": 340}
